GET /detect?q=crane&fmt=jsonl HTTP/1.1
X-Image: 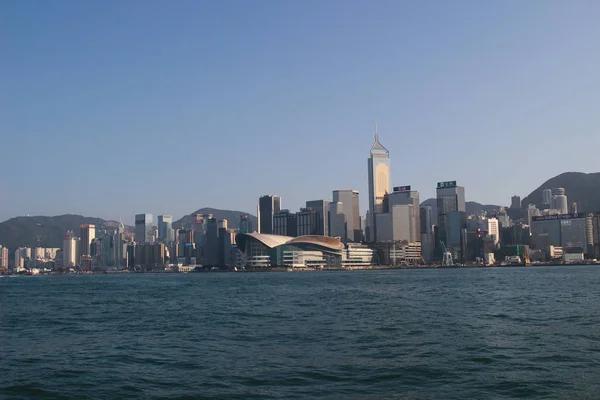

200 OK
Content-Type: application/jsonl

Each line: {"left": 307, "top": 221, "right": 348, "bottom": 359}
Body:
{"left": 440, "top": 241, "right": 453, "bottom": 267}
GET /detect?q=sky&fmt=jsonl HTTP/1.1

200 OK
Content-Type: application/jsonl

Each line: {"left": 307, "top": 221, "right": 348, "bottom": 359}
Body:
{"left": 2, "top": 0, "right": 600, "bottom": 224}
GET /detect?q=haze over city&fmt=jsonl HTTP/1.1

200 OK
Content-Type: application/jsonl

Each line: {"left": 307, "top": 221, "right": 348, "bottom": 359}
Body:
{"left": 2, "top": 1, "right": 600, "bottom": 223}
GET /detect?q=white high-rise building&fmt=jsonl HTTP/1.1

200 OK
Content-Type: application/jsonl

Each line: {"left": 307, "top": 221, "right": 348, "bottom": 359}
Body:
{"left": 542, "top": 189, "right": 553, "bottom": 206}
{"left": 0, "top": 245, "right": 8, "bottom": 269}
{"left": 480, "top": 217, "right": 500, "bottom": 245}
{"left": 63, "top": 232, "right": 79, "bottom": 268}
{"left": 552, "top": 195, "right": 569, "bottom": 214}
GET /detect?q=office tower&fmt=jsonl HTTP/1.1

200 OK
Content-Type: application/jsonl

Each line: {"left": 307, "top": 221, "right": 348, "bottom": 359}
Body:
{"left": 126, "top": 243, "right": 136, "bottom": 268}
{"left": 273, "top": 210, "right": 297, "bottom": 237}
{"left": 63, "top": 231, "right": 78, "bottom": 268}
{"left": 258, "top": 195, "right": 281, "bottom": 234}
{"left": 158, "top": 215, "right": 173, "bottom": 242}
{"left": 329, "top": 202, "right": 347, "bottom": 239}
{"left": 385, "top": 187, "right": 421, "bottom": 240}
{"left": 218, "top": 219, "right": 228, "bottom": 230}
{"left": 0, "top": 245, "right": 8, "bottom": 269}
{"left": 91, "top": 232, "right": 114, "bottom": 269}
{"left": 542, "top": 189, "right": 552, "bottom": 207}
{"left": 239, "top": 215, "right": 253, "bottom": 234}
{"left": 220, "top": 229, "right": 236, "bottom": 265}
{"left": 205, "top": 217, "right": 219, "bottom": 265}
{"left": 79, "top": 224, "right": 95, "bottom": 266}
{"left": 436, "top": 181, "right": 466, "bottom": 261}
{"left": 375, "top": 204, "right": 418, "bottom": 243}
{"left": 333, "top": 190, "right": 361, "bottom": 241}
{"left": 193, "top": 214, "right": 208, "bottom": 250}
{"left": 367, "top": 125, "right": 391, "bottom": 241}
{"left": 552, "top": 188, "right": 566, "bottom": 196}
{"left": 511, "top": 195, "right": 522, "bottom": 209}
{"left": 306, "top": 200, "right": 329, "bottom": 236}
{"left": 135, "top": 214, "right": 154, "bottom": 243}
{"left": 420, "top": 205, "right": 433, "bottom": 236}
{"left": 560, "top": 216, "right": 587, "bottom": 250}
{"left": 420, "top": 205, "right": 434, "bottom": 262}
{"left": 296, "top": 208, "right": 318, "bottom": 236}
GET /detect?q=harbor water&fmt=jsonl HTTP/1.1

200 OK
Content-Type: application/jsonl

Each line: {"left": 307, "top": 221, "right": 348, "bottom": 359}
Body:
{"left": 1, "top": 266, "right": 600, "bottom": 399}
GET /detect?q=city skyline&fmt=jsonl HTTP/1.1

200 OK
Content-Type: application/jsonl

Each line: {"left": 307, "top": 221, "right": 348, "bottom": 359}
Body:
{"left": 2, "top": 2, "right": 600, "bottom": 222}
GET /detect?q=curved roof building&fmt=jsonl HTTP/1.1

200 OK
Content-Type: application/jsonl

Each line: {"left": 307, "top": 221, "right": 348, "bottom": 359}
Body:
{"left": 235, "top": 233, "right": 345, "bottom": 268}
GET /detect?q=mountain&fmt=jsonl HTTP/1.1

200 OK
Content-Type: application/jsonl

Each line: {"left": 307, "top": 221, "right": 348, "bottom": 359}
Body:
{"left": 521, "top": 172, "right": 600, "bottom": 212}
{"left": 0, "top": 215, "right": 132, "bottom": 251}
{"left": 173, "top": 208, "right": 257, "bottom": 230}
{"left": 419, "top": 199, "right": 501, "bottom": 225}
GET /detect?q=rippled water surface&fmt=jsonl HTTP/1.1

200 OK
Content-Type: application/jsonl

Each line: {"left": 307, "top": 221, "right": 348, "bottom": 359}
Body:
{"left": 2, "top": 266, "right": 600, "bottom": 399}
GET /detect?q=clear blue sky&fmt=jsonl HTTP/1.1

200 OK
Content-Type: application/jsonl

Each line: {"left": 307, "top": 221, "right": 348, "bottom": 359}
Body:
{"left": 2, "top": 0, "right": 600, "bottom": 224}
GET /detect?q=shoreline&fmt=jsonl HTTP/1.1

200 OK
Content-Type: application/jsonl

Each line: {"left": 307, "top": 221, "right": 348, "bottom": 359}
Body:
{"left": 3, "top": 262, "right": 599, "bottom": 276}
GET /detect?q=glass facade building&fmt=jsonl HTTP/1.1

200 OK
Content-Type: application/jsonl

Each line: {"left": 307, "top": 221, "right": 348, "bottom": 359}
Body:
{"left": 332, "top": 190, "right": 361, "bottom": 242}
{"left": 158, "top": 215, "right": 173, "bottom": 243}
{"left": 560, "top": 218, "right": 587, "bottom": 250}
{"left": 436, "top": 183, "right": 466, "bottom": 260}
{"left": 367, "top": 133, "right": 391, "bottom": 242}
{"left": 135, "top": 214, "right": 154, "bottom": 243}
{"left": 259, "top": 195, "right": 281, "bottom": 234}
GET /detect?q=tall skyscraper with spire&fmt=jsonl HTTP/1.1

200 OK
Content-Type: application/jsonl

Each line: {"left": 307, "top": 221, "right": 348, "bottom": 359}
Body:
{"left": 367, "top": 122, "right": 391, "bottom": 242}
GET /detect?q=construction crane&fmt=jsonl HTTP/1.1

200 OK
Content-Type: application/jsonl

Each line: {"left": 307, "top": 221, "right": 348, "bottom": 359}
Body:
{"left": 440, "top": 241, "right": 454, "bottom": 267}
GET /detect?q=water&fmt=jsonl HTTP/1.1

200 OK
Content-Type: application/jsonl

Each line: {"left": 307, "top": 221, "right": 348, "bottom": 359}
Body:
{"left": 1, "top": 266, "right": 600, "bottom": 399}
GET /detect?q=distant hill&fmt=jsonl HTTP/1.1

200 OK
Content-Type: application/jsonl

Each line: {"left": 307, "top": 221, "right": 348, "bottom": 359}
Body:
{"left": 173, "top": 208, "right": 257, "bottom": 231}
{"left": 521, "top": 172, "right": 600, "bottom": 213}
{"left": 0, "top": 215, "right": 132, "bottom": 251}
{"left": 420, "top": 199, "right": 500, "bottom": 225}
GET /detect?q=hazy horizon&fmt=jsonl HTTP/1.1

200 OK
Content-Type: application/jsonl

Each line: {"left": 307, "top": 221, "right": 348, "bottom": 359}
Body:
{"left": 3, "top": 1, "right": 600, "bottom": 223}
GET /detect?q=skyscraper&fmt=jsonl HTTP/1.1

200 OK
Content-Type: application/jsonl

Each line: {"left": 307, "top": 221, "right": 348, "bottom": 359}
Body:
{"left": 367, "top": 126, "right": 391, "bottom": 242}
{"left": 384, "top": 188, "right": 421, "bottom": 240}
{"left": 205, "top": 217, "right": 219, "bottom": 265}
{"left": 239, "top": 215, "right": 253, "bottom": 234}
{"left": 333, "top": 189, "right": 360, "bottom": 241}
{"left": 79, "top": 224, "right": 96, "bottom": 266}
{"left": 63, "top": 231, "right": 79, "bottom": 268}
{"left": 135, "top": 214, "right": 154, "bottom": 243}
{"left": 328, "top": 202, "right": 347, "bottom": 239}
{"left": 436, "top": 181, "right": 466, "bottom": 261}
{"left": 157, "top": 215, "right": 173, "bottom": 242}
{"left": 420, "top": 205, "right": 434, "bottom": 262}
{"left": 113, "top": 220, "right": 126, "bottom": 269}
{"left": 306, "top": 200, "right": 329, "bottom": 236}
{"left": 258, "top": 195, "right": 281, "bottom": 234}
